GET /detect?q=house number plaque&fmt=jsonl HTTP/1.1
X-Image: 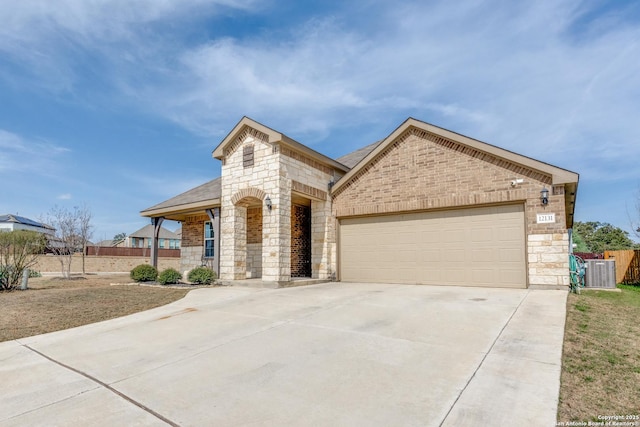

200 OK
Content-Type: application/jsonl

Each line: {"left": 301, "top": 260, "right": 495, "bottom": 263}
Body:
{"left": 536, "top": 213, "right": 556, "bottom": 224}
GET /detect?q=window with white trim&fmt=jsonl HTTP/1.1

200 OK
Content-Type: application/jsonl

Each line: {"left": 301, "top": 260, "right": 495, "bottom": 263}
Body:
{"left": 204, "top": 221, "right": 214, "bottom": 257}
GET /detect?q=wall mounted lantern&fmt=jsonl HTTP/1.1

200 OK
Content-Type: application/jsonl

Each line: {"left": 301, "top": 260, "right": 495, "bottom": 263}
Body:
{"left": 265, "top": 196, "right": 272, "bottom": 211}
{"left": 540, "top": 187, "right": 549, "bottom": 206}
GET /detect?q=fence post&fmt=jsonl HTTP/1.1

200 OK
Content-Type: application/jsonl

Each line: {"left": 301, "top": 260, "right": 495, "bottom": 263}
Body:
{"left": 21, "top": 268, "right": 29, "bottom": 290}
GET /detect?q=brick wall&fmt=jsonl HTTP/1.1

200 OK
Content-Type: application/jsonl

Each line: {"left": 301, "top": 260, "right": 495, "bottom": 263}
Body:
{"left": 332, "top": 127, "right": 571, "bottom": 288}
{"left": 34, "top": 253, "right": 179, "bottom": 274}
{"left": 246, "top": 207, "right": 262, "bottom": 244}
{"left": 182, "top": 214, "right": 208, "bottom": 247}
{"left": 291, "top": 204, "right": 311, "bottom": 277}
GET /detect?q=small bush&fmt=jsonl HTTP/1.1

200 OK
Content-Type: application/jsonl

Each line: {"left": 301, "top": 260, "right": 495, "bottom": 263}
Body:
{"left": 158, "top": 268, "right": 182, "bottom": 285}
{"left": 29, "top": 270, "right": 42, "bottom": 278}
{"left": 130, "top": 264, "right": 158, "bottom": 282}
{"left": 188, "top": 267, "right": 216, "bottom": 285}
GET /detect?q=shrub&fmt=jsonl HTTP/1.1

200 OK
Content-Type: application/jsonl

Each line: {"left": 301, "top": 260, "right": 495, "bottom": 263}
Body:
{"left": 130, "top": 264, "right": 158, "bottom": 282}
{"left": 29, "top": 270, "right": 42, "bottom": 278}
{"left": 188, "top": 267, "right": 217, "bottom": 285}
{"left": 158, "top": 268, "right": 182, "bottom": 285}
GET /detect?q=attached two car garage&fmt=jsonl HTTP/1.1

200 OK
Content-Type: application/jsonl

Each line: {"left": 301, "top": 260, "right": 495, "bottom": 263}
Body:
{"left": 338, "top": 204, "right": 527, "bottom": 288}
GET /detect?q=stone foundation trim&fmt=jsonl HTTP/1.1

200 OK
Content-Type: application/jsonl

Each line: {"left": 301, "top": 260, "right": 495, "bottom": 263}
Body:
{"left": 527, "top": 233, "right": 570, "bottom": 287}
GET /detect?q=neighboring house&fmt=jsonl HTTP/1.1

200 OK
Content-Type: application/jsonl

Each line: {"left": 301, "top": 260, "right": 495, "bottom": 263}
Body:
{"left": 0, "top": 214, "right": 55, "bottom": 235}
{"left": 141, "top": 117, "right": 579, "bottom": 289}
{"left": 126, "top": 225, "right": 181, "bottom": 250}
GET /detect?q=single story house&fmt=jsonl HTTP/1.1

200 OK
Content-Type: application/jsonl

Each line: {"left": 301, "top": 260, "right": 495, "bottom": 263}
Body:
{"left": 126, "top": 224, "right": 181, "bottom": 249}
{"left": 141, "top": 117, "right": 578, "bottom": 289}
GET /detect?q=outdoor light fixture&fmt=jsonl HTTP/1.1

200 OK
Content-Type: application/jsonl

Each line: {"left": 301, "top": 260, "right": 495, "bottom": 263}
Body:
{"left": 265, "top": 196, "right": 272, "bottom": 211}
{"left": 540, "top": 187, "right": 549, "bottom": 205}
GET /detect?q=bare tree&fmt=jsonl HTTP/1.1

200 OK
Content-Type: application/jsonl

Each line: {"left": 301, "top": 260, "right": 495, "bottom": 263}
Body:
{"left": 43, "top": 205, "right": 93, "bottom": 278}
{"left": 78, "top": 204, "right": 93, "bottom": 274}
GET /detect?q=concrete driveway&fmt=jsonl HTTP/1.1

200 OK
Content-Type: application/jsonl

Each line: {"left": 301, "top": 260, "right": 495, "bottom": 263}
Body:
{"left": 1, "top": 283, "right": 567, "bottom": 426}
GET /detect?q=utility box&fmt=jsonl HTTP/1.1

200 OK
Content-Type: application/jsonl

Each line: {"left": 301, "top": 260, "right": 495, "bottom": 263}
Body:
{"left": 584, "top": 259, "right": 617, "bottom": 289}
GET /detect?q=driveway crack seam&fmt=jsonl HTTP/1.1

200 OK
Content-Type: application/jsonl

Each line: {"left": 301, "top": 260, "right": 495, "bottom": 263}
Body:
{"left": 22, "top": 344, "right": 181, "bottom": 427}
{"left": 438, "top": 290, "right": 531, "bottom": 427}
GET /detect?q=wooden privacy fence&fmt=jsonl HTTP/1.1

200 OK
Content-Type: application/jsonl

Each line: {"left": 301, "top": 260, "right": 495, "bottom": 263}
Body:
{"left": 604, "top": 250, "right": 640, "bottom": 285}
{"left": 85, "top": 246, "right": 181, "bottom": 258}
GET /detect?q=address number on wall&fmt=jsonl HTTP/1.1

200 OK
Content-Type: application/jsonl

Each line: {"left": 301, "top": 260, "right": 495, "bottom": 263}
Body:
{"left": 537, "top": 213, "right": 556, "bottom": 224}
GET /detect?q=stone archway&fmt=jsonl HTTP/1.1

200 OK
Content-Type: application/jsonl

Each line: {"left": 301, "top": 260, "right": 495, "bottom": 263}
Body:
{"left": 229, "top": 188, "right": 267, "bottom": 280}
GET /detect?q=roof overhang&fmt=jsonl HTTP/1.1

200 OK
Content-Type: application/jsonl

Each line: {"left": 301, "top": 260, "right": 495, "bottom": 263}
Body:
{"left": 212, "top": 116, "right": 349, "bottom": 173}
{"left": 140, "top": 199, "right": 221, "bottom": 221}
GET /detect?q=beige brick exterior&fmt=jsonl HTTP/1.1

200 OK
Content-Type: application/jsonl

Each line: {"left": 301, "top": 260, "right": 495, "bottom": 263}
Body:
{"left": 332, "top": 127, "right": 572, "bottom": 288}
{"left": 34, "top": 253, "right": 179, "bottom": 274}
{"left": 145, "top": 117, "right": 577, "bottom": 289}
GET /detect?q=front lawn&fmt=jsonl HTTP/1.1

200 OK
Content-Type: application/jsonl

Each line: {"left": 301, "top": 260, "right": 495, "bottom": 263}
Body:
{"left": 0, "top": 274, "right": 189, "bottom": 342}
{"left": 558, "top": 285, "right": 640, "bottom": 423}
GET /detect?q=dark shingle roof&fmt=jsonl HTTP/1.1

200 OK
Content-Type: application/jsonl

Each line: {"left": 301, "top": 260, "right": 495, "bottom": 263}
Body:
{"left": 129, "top": 224, "right": 179, "bottom": 239}
{"left": 141, "top": 177, "right": 221, "bottom": 213}
{"left": 142, "top": 139, "right": 382, "bottom": 215}
{"left": 335, "top": 140, "right": 383, "bottom": 169}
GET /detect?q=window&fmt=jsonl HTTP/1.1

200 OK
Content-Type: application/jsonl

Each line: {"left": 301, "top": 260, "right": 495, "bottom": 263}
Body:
{"left": 130, "top": 237, "right": 136, "bottom": 247}
{"left": 147, "top": 239, "right": 151, "bottom": 248}
{"left": 204, "top": 221, "right": 214, "bottom": 257}
{"left": 243, "top": 145, "right": 254, "bottom": 168}
{"left": 159, "top": 238, "right": 165, "bottom": 249}
{"left": 169, "top": 239, "right": 177, "bottom": 249}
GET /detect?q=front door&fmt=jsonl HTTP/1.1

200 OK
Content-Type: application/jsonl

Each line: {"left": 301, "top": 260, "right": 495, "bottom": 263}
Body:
{"left": 291, "top": 204, "right": 312, "bottom": 277}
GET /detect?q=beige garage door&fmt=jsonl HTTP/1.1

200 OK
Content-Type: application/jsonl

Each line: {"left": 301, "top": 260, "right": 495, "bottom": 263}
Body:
{"left": 339, "top": 204, "right": 526, "bottom": 288}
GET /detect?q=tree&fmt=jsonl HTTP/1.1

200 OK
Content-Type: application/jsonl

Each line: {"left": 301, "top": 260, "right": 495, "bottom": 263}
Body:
{"left": 113, "top": 232, "right": 126, "bottom": 245}
{"left": 78, "top": 205, "right": 93, "bottom": 274}
{"left": 43, "top": 205, "right": 93, "bottom": 278}
{"left": 573, "top": 221, "right": 638, "bottom": 253}
{"left": 0, "top": 230, "right": 46, "bottom": 290}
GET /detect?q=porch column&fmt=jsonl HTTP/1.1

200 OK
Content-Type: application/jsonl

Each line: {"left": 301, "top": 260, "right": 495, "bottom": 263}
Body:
{"left": 150, "top": 217, "right": 164, "bottom": 268}
{"left": 205, "top": 208, "right": 221, "bottom": 276}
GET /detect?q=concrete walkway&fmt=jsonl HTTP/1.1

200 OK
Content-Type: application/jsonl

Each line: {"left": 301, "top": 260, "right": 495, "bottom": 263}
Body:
{"left": 0, "top": 283, "right": 567, "bottom": 426}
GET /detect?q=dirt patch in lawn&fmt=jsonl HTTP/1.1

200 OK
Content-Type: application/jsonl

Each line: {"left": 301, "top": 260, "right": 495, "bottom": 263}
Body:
{"left": 0, "top": 274, "right": 192, "bottom": 342}
{"left": 558, "top": 285, "right": 640, "bottom": 423}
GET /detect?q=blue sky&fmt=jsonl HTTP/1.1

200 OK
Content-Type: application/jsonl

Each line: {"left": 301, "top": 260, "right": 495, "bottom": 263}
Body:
{"left": 1, "top": 0, "right": 639, "bottom": 242}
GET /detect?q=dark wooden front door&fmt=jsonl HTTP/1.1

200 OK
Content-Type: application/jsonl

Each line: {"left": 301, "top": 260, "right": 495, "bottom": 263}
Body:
{"left": 291, "top": 204, "right": 311, "bottom": 277}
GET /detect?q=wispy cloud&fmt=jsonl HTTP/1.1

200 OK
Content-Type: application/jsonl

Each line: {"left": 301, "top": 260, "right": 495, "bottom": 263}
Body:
{"left": 0, "top": 129, "right": 70, "bottom": 175}
{"left": 57, "top": 193, "right": 72, "bottom": 200}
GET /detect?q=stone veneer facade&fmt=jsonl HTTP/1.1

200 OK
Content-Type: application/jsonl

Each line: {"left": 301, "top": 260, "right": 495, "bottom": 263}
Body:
{"left": 217, "top": 127, "right": 342, "bottom": 282}
{"left": 166, "top": 118, "right": 576, "bottom": 289}
{"left": 332, "top": 128, "right": 571, "bottom": 288}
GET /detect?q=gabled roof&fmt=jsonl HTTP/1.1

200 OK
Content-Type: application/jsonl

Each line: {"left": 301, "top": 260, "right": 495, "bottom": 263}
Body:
{"left": 335, "top": 140, "right": 383, "bottom": 169}
{"left": 212, "top": 116, "right": 350, "bottom": 173}
{"left": 332, "top": 117, "right": 579, "bottom": 192}
{"left": 0, "top": 214, "right": 55, "bottom": 230}
{"left": 140, "top": 178, "right": 221, "bottom": 220}
{"left": 129, "top": 224, "right": 179, "bottom": 239}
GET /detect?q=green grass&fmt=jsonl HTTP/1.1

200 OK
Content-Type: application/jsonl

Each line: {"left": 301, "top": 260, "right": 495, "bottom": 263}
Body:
{"left": 558, "top": 285, "right": 640, "bottom": 422}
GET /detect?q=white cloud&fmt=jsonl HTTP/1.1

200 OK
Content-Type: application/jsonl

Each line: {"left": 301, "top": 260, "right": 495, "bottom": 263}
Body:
{"left": 1, "top": 0, "right": 639, "bottom": 184}
{"left": 0, "top": 129, "right": 70, "bottom": 175}
{"left": 57, "top": 193, "right": 72, "bottom": 200}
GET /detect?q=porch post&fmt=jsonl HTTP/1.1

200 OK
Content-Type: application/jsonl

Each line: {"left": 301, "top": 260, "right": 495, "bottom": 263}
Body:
{"left": 214, "top": 207, "right": 221, "bottom": 275}
{"left": 205, "top": 208, "right": 221, "bottom": 276}
{"left": 150, "top": 217, "right": 164, "bottom": 268}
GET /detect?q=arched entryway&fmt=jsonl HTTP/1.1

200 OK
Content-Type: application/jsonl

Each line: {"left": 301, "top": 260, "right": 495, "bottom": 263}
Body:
{"left": 231, "top": 188, "right": 266, "bottom": 280}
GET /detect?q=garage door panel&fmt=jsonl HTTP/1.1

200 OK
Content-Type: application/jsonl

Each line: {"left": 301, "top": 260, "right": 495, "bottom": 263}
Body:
{"left": 340, "top": 204, "right": 526, "bottom": 288}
